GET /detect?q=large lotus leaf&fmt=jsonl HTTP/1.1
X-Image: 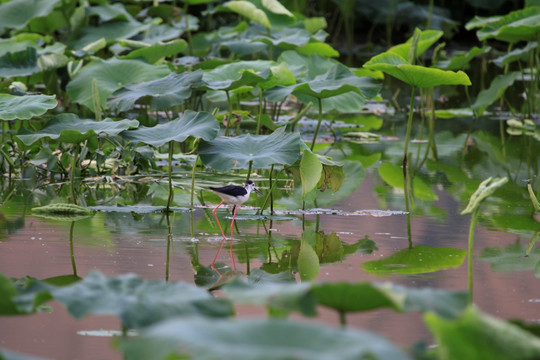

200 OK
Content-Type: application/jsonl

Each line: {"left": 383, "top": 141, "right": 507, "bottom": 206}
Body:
{"left": 221, "top": 277, "right": 315, "bottom": 315}
{"left": 257, "top": 27, "right": 312, "bottom": 49}
{"left": 121, "top": 39, "right": 187, "bottom": 64}
{"left": 108, "top": 71, "right": 202, "bottom": 112}
{"left": 16, "top": 114, "right": 139, "bottom": 146}
{"left": 480, "top": 243, "right": 540, "bottom": 273}
{"left": 118, "top": 317, "right": 411, "bottom": 360}
{"left": 296, "top": 41, "right": 339, "bottom": 57}
{"left": 364, "top": 53, "right": 471, "bottom": 88}
{"left": 264, "top": 63, "right": 381, "bottom": 103}
{"left": 312, "top": 282, "right": 468, "bottom": 319}
{"left": 66, "top": 58, "right": 170, "bottom": 112}
{"left": 277, "top": 50, "right": 336, "bottom": 79}
{"left": 493, "top": 42, "right": 537, "bottom": 68}
{"left": 86, "top": 3, "right": 134, "bottom": 22}
{"left": 199, "top": 127, "right": 301, "bottom": 171}
{"left": 70, "top": 21, "right": 150, "bottom": 50}
{"left": 425, "top": 306, "right": 540, "bottom": 360}
{"left": 388, "top": 29, "right": 443, "bottom": 61}
{"left": 436, "top": 46, "right": 488, "bottom": 70}
{"left": 0, "top": 0, "right": 59, "bottom": 31}
{"left": 476, "top": 6, "right": 540, "bottom": 42}
{"left": 224, "top": 1, "right": 271, "bottom": 29}
{"left": 51, "top": 271, "right": 233, "bottom": 329}
{"left": 0, "top": 47, "right": 39, "bottom": 78}
{"left": 122, "top": 110, "right": 218, "bottom": 147}
{"left": 361, "top": 245, "right": 467, "bottom": 275}
{"left": 202, "top": 60, "right": 274, "bottom": 91}
{"left": 472, "top": 71, "right": 520, "bottom": 116}
{"left": 141, "top": 24, "right": 183, "bottom": 44}
{"left": 0, "top": 94, "right": 57, "bottom": 120}
{"left": 378, "top": 162, "right": 438, "bottom": 201}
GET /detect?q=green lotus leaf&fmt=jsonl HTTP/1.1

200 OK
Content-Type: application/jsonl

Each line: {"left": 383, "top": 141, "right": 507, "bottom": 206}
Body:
{"left": 86, "top": 3, "right": 134, "bottom": 22}
{"left": 388, "top": 29, "right": 443, "bottom": 61}
{"left": 472, "top": 71, "right": 520, "bottom": 116}
{"left": 221, "top": 274, "right": 315, "bottom": 315}
{"left": 492, "top": 41, "right": 537, "bottom": 68}
{"left": 296, "top": 41, "right": 339, "bottom": 57}
{"left": 378, "top": 162, "right": 438, "bottom": 201}
{"left": 224, "top": 1, "right": 271, "bottom": 29}
{"left": 312, "top": 282, "right": 467, "bottom": 319}
{"left": 436, "top": 46, "right": 488, "bottom": 70}
{"left": 121, "top": 39, "right": 187, "bottom": 64}
{"left": 199, "top": 127, "right": 300, "bottom": 170}
{"left": 425, "top": 306, "right": 540, "bottom": 360}
{"left": 16, "top": 114, "right": 139, "bottom": 146}
{"left": 66, "top": 58, "right": 170, "bottom": 112}
{"left": 141, "top": 24, "right": 183, "bottom": 44}
{"left": 118, "top": 317, "right": 411, "bottom": 360}
{"left": 108, "top": 71, "right": 202, "bottom": 112}
{"left": 361, "top": 245, "right": 467, "bottom": 275}
{"left": 70, "top": 21, "right": 150, "bottom": 50}
{"left": 298, "top": 229, "right": 320, "bottom": 281}
{"left": 0, "top": 94, "right": 57, "bottom": 120}
{"left": 465, "top": 15, "right": 502, "bottom": 31}
{"left": 51, "top": 271, "right": 233, "bottom": 329}
{"left": 480, "top": 243, "right": 540, "bottom": 273}
{"left": 202, "top": 60, "right": 274, "bottom": 91}
{"left": 122, "top": 110, "right": 219, "bottom": 147}
{"left": 476, "top": 6, "right": 540, "bottom": 42}
{"left": 364, "top": 52, "right": 472, "bottom": 88}
{"left": 261, "top": 0, "right": 293, "bottom": 17}
{"left": 0, "top": 0, "right": 59, "bottom": 31}
{"left": 257, "top": 27, "right": 311, "bottom": 49}
{"left": 300, "top": 150, "right": 322, "bottom": 197}
{"left": 0, "top": 47, "right": 39, "bottom": 78}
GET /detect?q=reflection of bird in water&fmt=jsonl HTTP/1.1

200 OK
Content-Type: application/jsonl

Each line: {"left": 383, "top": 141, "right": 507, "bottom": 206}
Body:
{"left": 209, "top": 180, "right": 261, "bottom": 272}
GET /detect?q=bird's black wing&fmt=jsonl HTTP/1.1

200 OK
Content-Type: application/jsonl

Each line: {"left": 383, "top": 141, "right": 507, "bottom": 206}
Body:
{"left": 209, "top": 185, "right": 247, "bottom": 196}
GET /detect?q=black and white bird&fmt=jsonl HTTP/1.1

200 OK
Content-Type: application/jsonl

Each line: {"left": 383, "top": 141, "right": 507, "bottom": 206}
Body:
{"left": 209, "top": 180, "right": 261, "bottom": 272}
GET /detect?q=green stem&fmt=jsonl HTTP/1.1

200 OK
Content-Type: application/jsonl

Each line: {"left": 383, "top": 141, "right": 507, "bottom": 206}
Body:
{"left": 467, "top": 208, "right": 479, "bottom": 303}
{"left": 256, "top": 87, "right": 263, "bottom": 135}
{"left": 310, "top": 98, "right": 323, "bottom": 151}
{"left": 338, "top": 310, "right": 347, "bottom": 327}
{"left": 190, "top": 154, "right": 199, "bottom": 211}
{"left": 184, "top": 3, "right": 193, "bottom": 56}
{"left": 70, "top": 144, "right": 79, "bottom": 205}
{"left": 165, "top": 212, "right": 172, "bottom": 282}
{"left": 403, "top": 85, "right": 416, "bottom": 166}
{"left": 69, "top": 221, "right": 78, "bottom": 277}
{"left": 166, "top": 141, "right": 174, "bottom": 212}
{"left": 246, "top": 160, "right": 253, "bottom": 182}
{"left": 225, "top": 90, "right": 232, "bottom": 136}
{"left": 269, "top": 164, "right": 274, "bottom": 215}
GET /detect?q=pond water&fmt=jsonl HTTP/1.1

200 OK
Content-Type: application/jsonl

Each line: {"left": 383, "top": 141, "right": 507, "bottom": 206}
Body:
{"left": 2, "top": 122, "right": 540, "bottom": 360}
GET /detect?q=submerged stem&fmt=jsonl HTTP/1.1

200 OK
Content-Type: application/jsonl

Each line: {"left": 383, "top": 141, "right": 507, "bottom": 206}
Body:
{"left": 166, "top": 141, "right": 174, "bottom": 212}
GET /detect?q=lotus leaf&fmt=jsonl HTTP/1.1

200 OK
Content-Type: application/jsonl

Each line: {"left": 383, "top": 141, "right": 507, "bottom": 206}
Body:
{"left": 86, "top": 3, "right": 134, "bottom": 22}
{"left": 364, "top": 53, "right": 472, "bottom": 88}
{"left": 261, "top": 0, "right": 294, "bottom": 17}
{"left": 493, "top": 42, "right": 537, "bottom": 68}
{"left": 108, "top": 71, "right": 202, "bottom": 112}
{"left": 378, "top": 162, "right": 438, "bottom": 201}
{"left": 362, "top": 245, "right": 467, "bottom": 275}
{"left": 122, "top": 110, "right": 219, "bottom": 147}
{"left": 202, "top": 60, "right": 274, "bottom": 91}
{"left": 121, "top": 39, "right": 187, "bottom": 64}
{"left": 66, "top": 58, "right": 170, "bottom": 112}
{"left": 436, "top": 46, "right": 488, "bottom": 70}
{"left": 476, "top": 6, "right": 540, "bottom": 42}
{"left": 0, "top": 0, "right": 59, "bottom": 31}
{"left": 0, "top": 94, "right": 57, "bottom": 121}
{"left": 472, "top": 71, "right": 520, "bottom": 116}
{"left": 16, "top": 114, "right": 139, "bottom": 146}
{"left": 70, "top": 21, "right": 150, "bottom": 50}
{"left": 388, "top": 29, "right": 443, "bottom": 61}
{"left": 300, "top": 150, "right": 322, "bottom": 197}
{"left": 118, "top": 317, "right": 411, "bottom": 360}
{"left": 221, "top": 277, "right": 315, "bottom": 315}
{"left": 51, "top": 271, "right": 234, "bottom": 329}
{"left": 0, "top": 47, "right": 39, "bottom": 78}
{"left": 198, "top": 127, "right": 301, "bottom": 171}
{"left": 425, "top": 306, "right": 540, "bottom": 359}
{"left": 224, "top": 1, "right": 271, "bottom": 29}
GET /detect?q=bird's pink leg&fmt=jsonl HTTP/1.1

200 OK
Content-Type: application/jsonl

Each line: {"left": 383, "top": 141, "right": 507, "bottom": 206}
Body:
{"left": 211, "top": 200, "right": 226, "bottom": 273}
{"left": 229, "top": 205, "right": 238, "bottom": 271}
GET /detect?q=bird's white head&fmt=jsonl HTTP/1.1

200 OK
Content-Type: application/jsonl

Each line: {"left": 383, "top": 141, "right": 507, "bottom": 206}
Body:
{"left": 244, "top": 180, "right": 256, "bottom": 194}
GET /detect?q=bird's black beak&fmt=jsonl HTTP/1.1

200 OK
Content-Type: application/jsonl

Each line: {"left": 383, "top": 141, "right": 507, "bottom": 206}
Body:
{"left": 254, "top": 187, "right": 263, "bottom": 196}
